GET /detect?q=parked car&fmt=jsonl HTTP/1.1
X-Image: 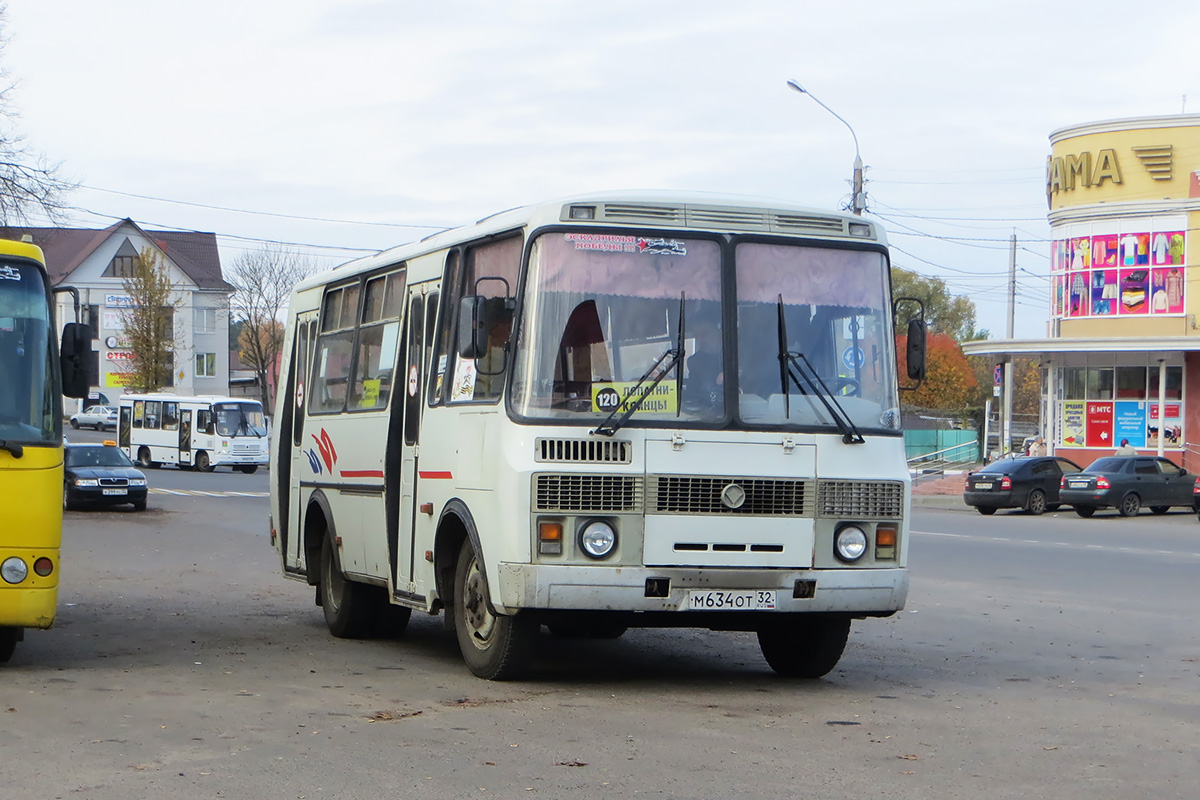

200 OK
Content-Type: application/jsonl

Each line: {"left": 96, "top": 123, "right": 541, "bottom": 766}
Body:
{"left": 63, "top": 442, "right": 148, "bottom": 511}
{"left": 963, "top": 455, "right": 1084, "bottom": 515}
{"left": 70, "top": 405, "right": 117, "bottom": 430}
{"left": 1059, "top": 455, "right": 1197, "bottom": 517}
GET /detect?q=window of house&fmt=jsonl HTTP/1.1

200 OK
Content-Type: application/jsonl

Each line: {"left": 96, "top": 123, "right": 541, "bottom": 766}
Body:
{"left": 194, "top": 307, "right": 218, "bottom": 334}
{"left": 1062, "top": 367, "right": 1086, "bottom": 400}
{"left": 1086, "top": 368, "right": 1113, "bottom": 400}
{"left": 196, "top": 352, "right": 217, "bottom": 377}
{"left": 1115, "top": 367, "right": 1147, "bottom": 399}
{"left": 1149, "top": 366, "right": 1183, "bottom": 400}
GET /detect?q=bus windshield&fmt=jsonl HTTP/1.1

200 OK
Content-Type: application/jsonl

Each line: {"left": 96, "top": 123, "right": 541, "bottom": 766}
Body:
{"left": 510, "top": 232, "right": 900, "bottom": 432}
{"left": 0, "top": 261, "right": 61, "bottom": 446}
{"left": 214, "top": 402, "right": 267, "bottom": 438}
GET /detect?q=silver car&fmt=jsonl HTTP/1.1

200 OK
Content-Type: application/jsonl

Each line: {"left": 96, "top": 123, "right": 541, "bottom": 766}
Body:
{"left": 70, "top": 405, "right": 118, "bottom": 430}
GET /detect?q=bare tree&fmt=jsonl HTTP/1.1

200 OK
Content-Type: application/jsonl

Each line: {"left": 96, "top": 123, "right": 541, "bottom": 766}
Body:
{"left": 227, "top": 245, "right": 313, "bottom": 410}
{"left": 118, "top": 247, "right": 182, "bottom": 393}
{"left": 0, "top": 5, "right": 74, "bottom": 225}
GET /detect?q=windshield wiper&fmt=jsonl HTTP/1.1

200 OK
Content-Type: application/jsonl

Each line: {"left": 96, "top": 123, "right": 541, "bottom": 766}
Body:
{"left": 776, "top": 295, "right": 864, "bottom": 445}
{"left": 0, "top": 440, "right": 24, "bottom": 458}
{"left": 593, "top": 293, "right": 686, "bottom": 437}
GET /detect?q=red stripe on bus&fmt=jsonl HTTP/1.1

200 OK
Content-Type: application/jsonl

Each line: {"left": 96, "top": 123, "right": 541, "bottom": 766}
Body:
{"left": 340, "top": 470, "right": 384, "bottom": 479}
{"left": 418, "top": 471, "right": 453, "bottom": 479}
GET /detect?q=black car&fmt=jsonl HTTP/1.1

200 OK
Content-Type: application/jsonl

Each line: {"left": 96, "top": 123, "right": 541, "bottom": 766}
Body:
{"left": 1059, "top": 456, "right": 1197, "bottom": 517}
{"left": 963, "top": 456, "right": 1084, "bottom": 515}
{"left": 63, "top": 443, "right": 148, "bottom": 511}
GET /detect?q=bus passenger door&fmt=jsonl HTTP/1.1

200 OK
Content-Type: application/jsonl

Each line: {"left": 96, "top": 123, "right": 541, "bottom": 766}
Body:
{"left": 386, "top": 291, "right": 425, "bottom": 596}
{"left": 287, "top": 313, "right": 318, "bottom": 570}
{"left": 179, "top": 410, "right": 192, "bottom": 467}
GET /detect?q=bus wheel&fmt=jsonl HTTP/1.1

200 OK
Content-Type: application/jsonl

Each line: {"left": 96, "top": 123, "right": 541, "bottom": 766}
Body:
{"left": 238, "top": 465, "right": 258, "bottom": 474}
{"left": 319, "top": 534, "right": 373, "bottom": 638}
{"left": 371, "top": 593, "right": 413, "bottom": 639}
{"left": 195, "top": 451, "right": 213, "bottom": 472}
{"left": 757, "top": 615, "right": 851, "bottom": 679}
{"left": 454, "top": 539, "right": 536, "bottom": 680}
{"left": 63, "top": 484, "right": 74, "bottom": 511}
{"left": 137, "top": 447, "right": 154, "bottom": 468}
{"left": 0, "top": 627, "right": 21, "bottom": 663}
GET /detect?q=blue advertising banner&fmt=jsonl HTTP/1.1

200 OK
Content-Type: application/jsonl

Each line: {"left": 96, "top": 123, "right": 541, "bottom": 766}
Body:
{"left": 1114, "top": 401, "right": 1147, "bottom": 448}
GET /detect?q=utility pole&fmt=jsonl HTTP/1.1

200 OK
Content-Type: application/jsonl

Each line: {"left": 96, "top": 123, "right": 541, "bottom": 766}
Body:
{"left": 1002, "top": 233, "right": 1016, "bottom": 454}
{"left": 786, "top": 80, "right": 865, "bottom": 215}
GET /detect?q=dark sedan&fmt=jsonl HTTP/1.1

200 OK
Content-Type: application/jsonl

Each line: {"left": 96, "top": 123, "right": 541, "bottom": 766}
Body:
{"left": 963, "top": 456, "right": 1084, "bottom": 515}
{"left": 64, "top": 443, "right": 148, "bottom": 511}
{"left": 1059, "top": 456, "right": 1197, "bottom": 517}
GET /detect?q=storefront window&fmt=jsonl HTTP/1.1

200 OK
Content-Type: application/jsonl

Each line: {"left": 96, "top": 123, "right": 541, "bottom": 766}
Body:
{"left": 1063, "top": 367, "right": 1086, "bottom": 399}
{"left": 1148, "top": 366, "right": 1182, "bottom": 400}
{"left": 1115, "top": 367, "right": 1147, "bottom": 399}
{"left": 1086, "top": 368, "right": 1113, "bottom": 400}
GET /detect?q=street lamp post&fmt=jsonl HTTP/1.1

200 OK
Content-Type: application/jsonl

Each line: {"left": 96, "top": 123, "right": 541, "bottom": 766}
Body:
{"left": 786, "top": 79, "right": 865, "bottom": 215}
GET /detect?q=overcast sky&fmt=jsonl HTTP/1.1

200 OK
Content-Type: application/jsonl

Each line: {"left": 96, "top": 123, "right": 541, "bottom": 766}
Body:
{"left": 6, "top": 0, "right": 1199, "bottom": 339}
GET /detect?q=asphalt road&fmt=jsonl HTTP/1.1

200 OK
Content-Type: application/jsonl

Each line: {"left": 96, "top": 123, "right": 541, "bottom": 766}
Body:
{"left": 3, "top": 459, "right": 1198, "bottom": 799}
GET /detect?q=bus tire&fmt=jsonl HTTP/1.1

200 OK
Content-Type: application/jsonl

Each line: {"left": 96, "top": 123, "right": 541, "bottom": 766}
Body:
{"left": 0, "top": 627, "right": 21, "bottom": 663}
{"left": 137, "top": 447, "right": 153, "bottom": 468}
{"left": 756, "top": 614, "right": 851, "bottom": 679}
{"left": 63, "top": 483, "right": 74, "bottom": 511}
{"left": 320, "top": 534, "right": 373, "bottom": 639}
{"left": 371, "top": 593, "right": 413, "bottom": 639}
{"left": 195, "top": 451, "right": 213, "bottom": 472}
{"left": 454, "top": 538, "right": 536, "bottom": 680}
{"left": 238, "top": 465, "right": 258, "bottom": 474}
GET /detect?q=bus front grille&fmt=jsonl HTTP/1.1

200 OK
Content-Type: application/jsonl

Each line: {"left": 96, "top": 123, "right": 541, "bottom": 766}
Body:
{"left": 817, "top": 480, "right": 904, "bottom": 519}
{"left": 535, "top": 438, "right": 632, "bottom": 464}
{"left": 534, "top": 474, "right": 643, "bottom": 512}
{"left": 647, "top": 476, "right": 810, "bottom": 516}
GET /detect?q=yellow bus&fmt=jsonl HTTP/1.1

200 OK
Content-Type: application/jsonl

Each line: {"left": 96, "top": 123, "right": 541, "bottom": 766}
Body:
{"left": 0, "top": 238, "right": 91, "bottom": 663}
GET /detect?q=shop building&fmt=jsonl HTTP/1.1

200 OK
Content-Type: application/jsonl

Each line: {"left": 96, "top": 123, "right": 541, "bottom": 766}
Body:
{"left": 965, "top": 114, "right": 1200, "bottom": 469}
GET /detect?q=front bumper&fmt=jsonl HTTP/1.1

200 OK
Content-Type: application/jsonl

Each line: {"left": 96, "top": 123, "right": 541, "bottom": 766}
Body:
{"left": 494, "top": 563, "right": 908, "bottom": 617}
{"left": 69, "top": 486, "right": 148, "bottom": 506}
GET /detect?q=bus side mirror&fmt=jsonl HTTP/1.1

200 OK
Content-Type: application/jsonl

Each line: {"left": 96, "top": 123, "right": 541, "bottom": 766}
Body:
{"left": 458, "top": 295, "right": 487, "bottom": 359}
{"left": 60, "top": 322, "right": 92, "bottom": 399}
{"left": 906, "top": 318, "right": 927, "bottom": 382}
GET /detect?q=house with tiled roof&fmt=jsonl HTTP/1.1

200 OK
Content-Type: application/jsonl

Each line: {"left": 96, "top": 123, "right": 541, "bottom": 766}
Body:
{"left": 12, "top": 219, "right": 233, "bottom": 401}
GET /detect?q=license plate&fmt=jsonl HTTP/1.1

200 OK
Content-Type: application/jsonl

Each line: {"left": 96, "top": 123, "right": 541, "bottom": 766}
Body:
{"left": 102, "top": 488, "right": 127, "bottom": 496}
{"left": 974, "top": 481, "right": 993, "bottom": 490}
{"left": 1067, "top": 480, "right": 1089, "bottom": 489}
{"left": 685, "top": 590, "right": 776, "bottom": 610}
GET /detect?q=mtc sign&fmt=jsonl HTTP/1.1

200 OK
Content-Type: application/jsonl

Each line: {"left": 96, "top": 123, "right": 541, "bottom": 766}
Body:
{"left": 1046, "top": 149, "right": 1122, "bottom": 200}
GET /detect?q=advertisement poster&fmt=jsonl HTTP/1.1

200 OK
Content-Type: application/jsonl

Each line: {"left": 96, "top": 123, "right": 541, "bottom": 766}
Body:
{"left": 1118, "top": 267, "right": 1150, "bottom": 314}
{"left": 1150, "top": 267, "right": 1185, "bottom": 313}
{"left": 1086, "top": 402, "right": 1114, "bottom": 449}
{"left": 1061, "top": 401, "right": 1086, "bottom": 447}
{"left": 1113, "top": 402, "right": 1147, "bottom": 448}
{"left": 1067, "top": 271, "right": 1089, "bottom": 317}
{"left": 1091, "top": 234, "right": 1118, "bottom": 267}
{"left": 1090, "top": 269, "right": 1117, "bottom": 315}
{"left": 1147, "top": 403, "right": 1183, "bottom": 448}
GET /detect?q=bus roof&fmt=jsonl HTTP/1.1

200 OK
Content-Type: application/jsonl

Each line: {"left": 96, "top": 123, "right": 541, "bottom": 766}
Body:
{"left": 293, "top": 190, "right": 885, "bottom": 293}
{"left": 0, "top": 237, "right": 48, "bottom": 264}
{"left": 118, "top": 393, "right": 261, "bottom": 405}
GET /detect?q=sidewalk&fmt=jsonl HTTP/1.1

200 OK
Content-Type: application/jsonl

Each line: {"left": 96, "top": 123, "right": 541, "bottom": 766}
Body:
{"left": 910, "top": 468, "right": 972, "bottom": 510}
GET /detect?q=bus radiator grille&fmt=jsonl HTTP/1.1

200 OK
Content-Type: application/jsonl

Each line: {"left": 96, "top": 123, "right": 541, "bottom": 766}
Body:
{"left": 647, "top": 476, "right": 810, "bottom": 516}
{"left": 535, "top": 438, "right": 632, "bottom": 464}
{"left": 534, "top": 474, "right": 643, "bottom": 513}
{"left": 817, "top": 480, "right": 904, "bottom": 519}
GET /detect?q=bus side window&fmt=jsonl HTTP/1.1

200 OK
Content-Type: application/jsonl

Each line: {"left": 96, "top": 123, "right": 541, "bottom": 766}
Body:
{"left": 145, "top": 400, "right": 161, "bottom": 430}
{"left": 132, "top": 400, "right": 144, "bottom": 428}
{"left": 292, "top": 320, "right": 311, "bottom": 447}
{"left": 428, "top": 253, "right": 461, "bottom": 407}
{"left": 197, "top": 409, "right": 213, "bottom": 435}
{"left": 449, "top": 236, "right": 521, "bottom": 404}
{"left": 163, "top": 402, "right": 179, "bottom": 431}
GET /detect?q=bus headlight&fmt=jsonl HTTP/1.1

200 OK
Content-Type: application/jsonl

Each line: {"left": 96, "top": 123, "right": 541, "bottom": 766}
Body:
{"left": 578, "top": 520, "right": 617, "bottom": 559}
{"left": 834, "top": 525, "right": 868, "bottom": 563}
{"left": 2, "top": 557, "right": 29, "bottom": 584}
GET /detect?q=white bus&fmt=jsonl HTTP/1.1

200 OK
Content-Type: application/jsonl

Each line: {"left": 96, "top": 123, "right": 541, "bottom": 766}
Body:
{"left": 118, "top": 393, "right": 270, "bottom": 473}
{"left": 269, "top": 192, "right": 926, "bottom": 680}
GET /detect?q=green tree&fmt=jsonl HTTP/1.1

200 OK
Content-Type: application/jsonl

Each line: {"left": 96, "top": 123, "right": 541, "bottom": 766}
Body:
{"left": 891, "top": 268, "right": 985, "bottom": 342}
{"left": 0, "top": 5, "right": 74, "bottom": 225}
{"left": 118, "top": 247, "right": 182, "bottom": 393}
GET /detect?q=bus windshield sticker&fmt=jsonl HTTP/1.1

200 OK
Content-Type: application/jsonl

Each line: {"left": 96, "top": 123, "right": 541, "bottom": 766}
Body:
{"left": 637, "top": 238, "right": 687, "bottom": 256}
{"left": 563, "top": 233, "right": 638, "bottom": 252}
{"left": 451, "top": 358, "right": 477, "bottom": 402}
{"left": 0, "top": 265, "right": 21, "bottom": 281}
{"left": 592, "top": 381, "right": 677, "bottom": 415}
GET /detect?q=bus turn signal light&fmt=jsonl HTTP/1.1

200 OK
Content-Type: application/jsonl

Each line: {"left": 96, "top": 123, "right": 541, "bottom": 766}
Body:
{"left": 875, "top": 525, "right": 898, "bottom": 561}
{"left": 33, "top": 557, "right": 54, "bottom": 577}
{"left": 538, "top": 521, "right": 563, "bottom": 555}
